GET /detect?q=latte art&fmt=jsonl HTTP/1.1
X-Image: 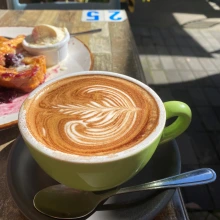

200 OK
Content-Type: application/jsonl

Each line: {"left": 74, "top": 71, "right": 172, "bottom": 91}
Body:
{"left": 25, "top": 75, "right": 159, "bottom": 156}
{"left": 52, "top": 85, "right": 140, "bottom": 146}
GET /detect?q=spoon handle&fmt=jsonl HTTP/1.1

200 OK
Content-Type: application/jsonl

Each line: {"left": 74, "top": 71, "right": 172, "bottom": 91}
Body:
{"left": 117, "top": 168, "right": 216, "bottom": 195}
{"left": 70, "top": 28, "right": 102, "bottom": 36}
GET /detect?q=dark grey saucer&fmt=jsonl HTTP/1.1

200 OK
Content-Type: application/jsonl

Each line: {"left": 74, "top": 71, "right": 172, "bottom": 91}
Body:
{"left": 7, "top": 136, "right": 181, "bottom": 220}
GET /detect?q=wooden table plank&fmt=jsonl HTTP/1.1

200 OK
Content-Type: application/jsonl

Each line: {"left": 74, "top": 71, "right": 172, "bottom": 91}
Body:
{"left": 0, "top": 10, "right": 24, "bottom": 26}
{"left": 0, "top": 10, "right": 7, "bottom": 19}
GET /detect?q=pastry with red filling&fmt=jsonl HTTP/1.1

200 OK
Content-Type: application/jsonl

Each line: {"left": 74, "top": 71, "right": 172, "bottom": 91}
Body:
{"left": 0, "top": 35, "right": 47, "bottom": 93}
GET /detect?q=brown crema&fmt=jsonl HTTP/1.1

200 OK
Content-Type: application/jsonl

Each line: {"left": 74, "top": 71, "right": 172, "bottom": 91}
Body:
{"left": 25, "top": 75, "right": 159, "bottom": 156}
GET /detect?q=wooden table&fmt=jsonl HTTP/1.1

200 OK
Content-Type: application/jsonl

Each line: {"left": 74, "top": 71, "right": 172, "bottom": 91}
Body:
{"left": 0, "top": 10, "right": 189, "bottom": 220}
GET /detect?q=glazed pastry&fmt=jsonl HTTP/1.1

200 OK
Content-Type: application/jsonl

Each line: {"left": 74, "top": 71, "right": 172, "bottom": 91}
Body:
{"left": 0, "top": 35, "right": 25, "bottom": 55}
{"left": 0, "top": 55, "right": 46, "bottom": 92}
{"left": 0, "top": 35, "right": 47, "bottom": 92}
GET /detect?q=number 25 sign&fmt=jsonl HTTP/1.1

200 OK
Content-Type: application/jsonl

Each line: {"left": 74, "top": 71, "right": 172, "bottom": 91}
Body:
{"left": 82, "top": 10, "right": 127, "bottom": 22}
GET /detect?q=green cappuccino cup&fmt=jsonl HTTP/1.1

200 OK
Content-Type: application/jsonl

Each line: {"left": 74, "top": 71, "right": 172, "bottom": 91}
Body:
{"left": 18, "top": 71, "right": 191, "bottom": 191}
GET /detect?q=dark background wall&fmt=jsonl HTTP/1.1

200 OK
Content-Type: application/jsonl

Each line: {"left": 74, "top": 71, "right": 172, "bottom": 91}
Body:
{"left": 1, "top": 0, "right": 8, "bottom": 9}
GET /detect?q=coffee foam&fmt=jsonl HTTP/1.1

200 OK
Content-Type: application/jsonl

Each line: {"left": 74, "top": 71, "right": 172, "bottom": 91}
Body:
{"left": 53, "top": 85, "right": 140, "bottom": 147}
{"left": 19, "top": 72, "right": 166, "bottom": 162}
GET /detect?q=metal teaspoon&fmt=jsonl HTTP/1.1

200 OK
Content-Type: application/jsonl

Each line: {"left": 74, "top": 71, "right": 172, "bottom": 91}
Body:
{"left": 33, "top": 168, "right": 216, "bottom": 219}
{"left": 70, "top": 28, "right": 102, "bottom": 36}
{"left": 3, "top": 28, "right": 102, "bottom": 40}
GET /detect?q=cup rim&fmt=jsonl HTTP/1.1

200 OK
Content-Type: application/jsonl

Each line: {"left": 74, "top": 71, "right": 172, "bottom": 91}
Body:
{"left": 22, "top": 28, "right": 70, "bottom": 50}
{"left": 18, "top": 71, "right": 166, "bottom": 164}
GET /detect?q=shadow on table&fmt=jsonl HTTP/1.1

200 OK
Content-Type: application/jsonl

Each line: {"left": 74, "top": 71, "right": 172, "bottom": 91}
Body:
{"left": 0, "top": 125, "right": 20, "bottom": 145}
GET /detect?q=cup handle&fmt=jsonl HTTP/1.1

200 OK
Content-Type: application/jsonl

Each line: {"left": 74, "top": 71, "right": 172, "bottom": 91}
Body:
{"left": 160, "top": 101, "right": 192, "bottom": 144}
